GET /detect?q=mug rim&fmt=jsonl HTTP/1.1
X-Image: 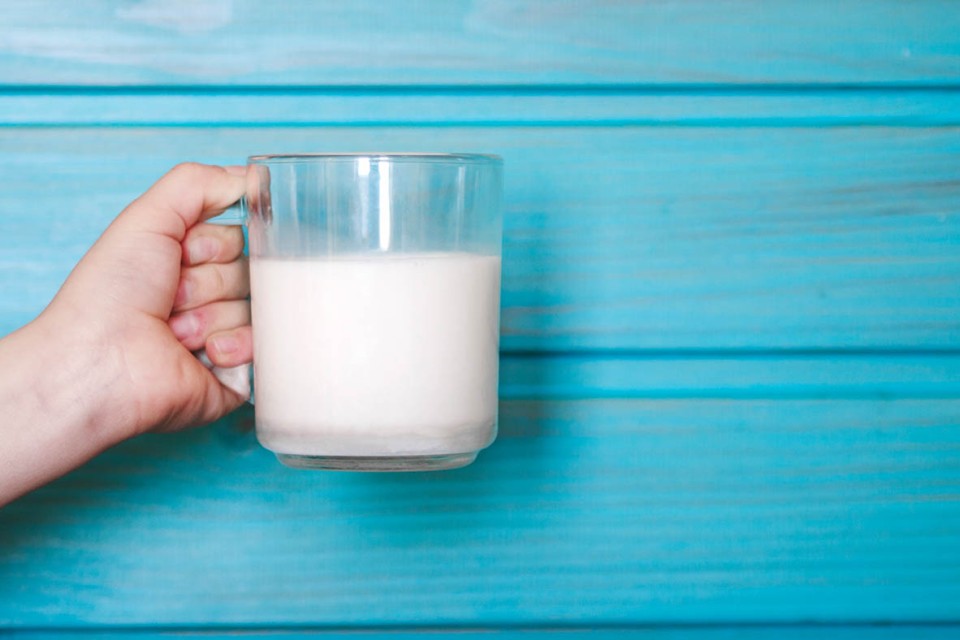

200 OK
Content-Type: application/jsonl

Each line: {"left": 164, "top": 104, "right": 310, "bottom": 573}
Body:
{"left": 248, "top": 152, "right": 502, "bottom": 165}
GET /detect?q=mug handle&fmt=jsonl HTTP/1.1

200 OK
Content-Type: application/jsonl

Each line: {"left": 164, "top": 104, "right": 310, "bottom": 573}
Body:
{"left": 194, "top": 199, "right": 254, "bottom": 403}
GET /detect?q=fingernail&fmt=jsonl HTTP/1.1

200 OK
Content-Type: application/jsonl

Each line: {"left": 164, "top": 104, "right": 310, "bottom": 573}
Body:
{"left": 212, "top": 334, "right": 240, "bottom": 354}
{"left": 187, "top": 237, "right": 217, "bottom": 264}
{"left": 170, "top": 313, "right": 198, "bottom": 341}
{"left": 223, "top": 165, "right": 247, "bottom": 176}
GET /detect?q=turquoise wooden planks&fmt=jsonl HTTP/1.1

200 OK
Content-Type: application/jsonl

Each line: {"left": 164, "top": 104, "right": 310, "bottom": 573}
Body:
{"left": 1, "top": 2, "right": 958, "bottom": 633}
{"left": 497, "top": 354, "right": 960, "bottom": 399}
{"left": 6, "top": 627, "right": 960, "bottom": 639}
{"left": 2, "top": 90, "right": 960, "bottom": 126}
{"left": 1, "top": 1, "right": 958, "bottom": 86}
{"left": 1, "top": 126, "right": 957, "bottom": 349}
{"left": 2, "top": 398, "right": 958, "bottom": 625}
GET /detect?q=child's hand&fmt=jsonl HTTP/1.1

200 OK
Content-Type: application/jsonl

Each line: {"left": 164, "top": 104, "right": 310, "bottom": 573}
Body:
{"left": 0, "top": 163, "right": 256, "bottom": 505}
{"left": 43, "top": 163, "right": 253, "bottom": 435}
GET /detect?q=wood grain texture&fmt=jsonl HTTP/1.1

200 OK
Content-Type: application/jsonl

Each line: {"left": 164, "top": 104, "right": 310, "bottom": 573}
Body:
{"left": 2, "top": 1, "right": 959, "bottom": 632}
{"left": 1, "top": 1, "right": 958, "bottom": 86}
{"left": 1, "top": 126, "right": 957, "bottom": 349}
{"left": 2, "top": 399, "right": 958, "bottom": 625}
{"left": 6, "top": 627, "right": 960, "bottom": 639}
{"left": 2, "top": 89, "right": 960, "bottom": 126}
{"left": 497, "top": 354, "right": 960, "bottom": 399}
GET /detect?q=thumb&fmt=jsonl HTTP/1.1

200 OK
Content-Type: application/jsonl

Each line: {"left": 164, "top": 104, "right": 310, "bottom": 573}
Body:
{"left": 119, "top": 163, "right": 246, "bottom": 240}
{"left": 55, "top": 163, "right": 246, "bottom": 322}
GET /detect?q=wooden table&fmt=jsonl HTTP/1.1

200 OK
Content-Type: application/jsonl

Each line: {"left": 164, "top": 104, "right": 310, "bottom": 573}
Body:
{"left": 1, "top": 1, "right": 958, "bottom": 637}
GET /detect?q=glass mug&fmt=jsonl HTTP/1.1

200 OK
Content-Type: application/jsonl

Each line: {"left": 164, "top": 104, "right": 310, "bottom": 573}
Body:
{"left": 212, "top": 153, "right": 503, "bottom": 471}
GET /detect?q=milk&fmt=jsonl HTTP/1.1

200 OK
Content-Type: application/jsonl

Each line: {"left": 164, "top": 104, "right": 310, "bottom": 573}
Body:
{"left": 250, "top": 252, "right": 501, "bottom": 457}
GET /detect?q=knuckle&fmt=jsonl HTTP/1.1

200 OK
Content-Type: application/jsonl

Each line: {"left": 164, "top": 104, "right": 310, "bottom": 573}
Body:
{"left": 212, "top": 264, "right": 228, "bottom": 294}
{"left": 170, "top": 162, "right": 203, "bottom": 178}
{"left": 168, "top": 162, "right": 217, "bottom": 187}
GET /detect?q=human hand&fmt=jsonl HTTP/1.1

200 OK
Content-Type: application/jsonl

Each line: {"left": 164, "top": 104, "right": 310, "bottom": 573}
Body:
{"left": 37, "top": 163, "right": 253, "bottom": 437}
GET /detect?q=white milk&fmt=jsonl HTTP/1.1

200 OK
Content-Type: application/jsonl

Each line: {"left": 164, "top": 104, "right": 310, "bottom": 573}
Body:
{"left": 250, "top": 252, "right": 501, "bottom": 457}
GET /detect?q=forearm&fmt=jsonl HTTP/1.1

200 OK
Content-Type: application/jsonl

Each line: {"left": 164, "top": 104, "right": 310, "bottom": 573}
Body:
{"left": 0, "top": 313, "right": 134, "bottom": 506}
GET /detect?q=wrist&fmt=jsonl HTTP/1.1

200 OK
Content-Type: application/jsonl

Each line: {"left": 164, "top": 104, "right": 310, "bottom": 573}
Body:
{"left": 0, "top": 311, "right": 136, "bottom": 504}
{"left": 28, "top": 306, "right": 140, "bottom": 448}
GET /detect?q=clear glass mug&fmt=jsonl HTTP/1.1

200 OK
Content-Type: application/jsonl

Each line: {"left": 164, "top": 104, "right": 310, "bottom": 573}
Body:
{"left": 216, "top": 153, "right": 503, "bottom": 471}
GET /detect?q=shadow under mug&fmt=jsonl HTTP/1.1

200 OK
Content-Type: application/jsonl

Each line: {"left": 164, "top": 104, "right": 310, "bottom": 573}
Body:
{"left": 206, "top": 153, "right": 504, "bottom": 472}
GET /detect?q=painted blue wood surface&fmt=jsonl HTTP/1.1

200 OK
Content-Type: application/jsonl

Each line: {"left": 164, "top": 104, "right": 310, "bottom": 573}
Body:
{"left": 1, "top": 0, "right": 959, "bottom": 636}
{"left": 6, "top": 629, "right": 960, "bottom": 640}
{"left": 1, "top": 1, "right": 958, "bottom": 85}
{"left": 2, "top": 398, "right": 959, "bottom": 625}
{"left": 2, "top": 89, "right": 960, "bottom": 126}
{"left": 1, "top": 126, "right": 958, "bottom": 349}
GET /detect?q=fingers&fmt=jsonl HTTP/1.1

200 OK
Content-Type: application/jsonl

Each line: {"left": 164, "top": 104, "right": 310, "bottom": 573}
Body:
{"left": 172, "top": 184, "right": 248, "bottom": 325}
{"left": 174, "top": 258, "right": 249, "bottom": 312}
{"left": 124, "top": 163, "right": 246, "bottom": 238}
{"left": 182, "top": 224, "right": 245, "bottom": 266}
{"left": 169, "top": 300, "right": 250, "bottom": 351}
{"left": 206, "top": 326, "right": 254, "bottom": 368}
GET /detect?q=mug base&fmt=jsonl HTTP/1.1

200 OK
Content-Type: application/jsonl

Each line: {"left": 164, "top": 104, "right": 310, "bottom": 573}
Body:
{"left": 276, "top": 451, "right": 478, "bottom": 472}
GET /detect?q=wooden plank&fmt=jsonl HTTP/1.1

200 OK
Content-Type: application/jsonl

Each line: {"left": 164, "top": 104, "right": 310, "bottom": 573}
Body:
{"left": 5, "top": 627, "right": 960, "bottom": 639}
{"left": 1, "top": 1, "right": 958, "bottom": 86}
{"left": 2, "top": 398, "right": 959, "bottom": 625}
{"left": 2, "top": 89, "right": 960, "bottom": 126}
{"left": 497, "top": 353, "right": 960, "bottom": 400}
{"left": 1, "top": 126, "right": 958, "bottom": 349}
